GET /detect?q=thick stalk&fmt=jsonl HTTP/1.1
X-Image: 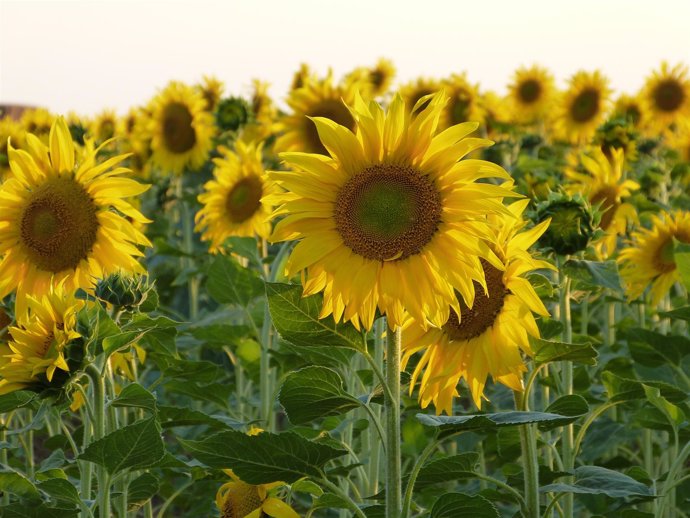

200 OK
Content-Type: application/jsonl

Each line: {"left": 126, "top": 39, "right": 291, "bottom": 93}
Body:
{"left": 85, "top": 364, "right": 110, "bottom": 518}
{"left": 80, "top": 405, "right": 93, "bottom": 502}
{"left": 558, "top": 259, "right": 574, "bottom": 518}
{"left": 0, "top": 417, "right": 8, "bottom": 505}
{"left": 385, "top": 325, "right": 402, "bottom": 518}
{"left": 259, "top": 302, "right": 274, "bottom": 431}
{"left": 367, "top": 318, "right": 386, "bottom": 496}
{"left": 516, "top": 391, "right": 540, "bottom": 518}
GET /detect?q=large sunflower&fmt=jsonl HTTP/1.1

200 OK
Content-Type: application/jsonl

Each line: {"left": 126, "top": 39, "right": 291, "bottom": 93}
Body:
{"left": 640, "top": 62, "right": 690, "bottom": 133}
{"left": 566, "top": 147, "right": 639, "bottom": 257}
{"left": 401, "top": 199, "right": 552, "bottom": 413}
{"left": 618, "top": 211, "right": 690, "bottom": 305}
{"left": 147, "top": 81, "right": 216, "bottom": 174}
{"left": 196, "top": 140, "right": 278, "bottom": 252}
{"left": 0, "top": 284, "right": 83, "bottom": 395}
{"left": 0, "top": 118, "right": 152, "bottom": 304}
{"left": 275, "top": 72, "right": 361, "bottom": 155}
{"left": 268, "top": 92, "right": 516, "bottom": 331}
{"left": 440, "top": 74, "right": 485, "bottom": 129}
{"left": 555, "top": 70, "right": 611, "bottom": 144}
{"left": 507, "top": 65, "right": 556, "bottom": 124}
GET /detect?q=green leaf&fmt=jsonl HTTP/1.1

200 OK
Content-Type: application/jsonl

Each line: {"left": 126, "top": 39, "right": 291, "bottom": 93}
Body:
{"left": 127, "top": 473, "right": 160, "bottom": 512}
{"left": 430, "top": 493, "right": 499, "bottom": 518}
{"left": 102, "top": 315, "right": 179, "bottom": 358}
{"left": 158, "top": 406, "right": 242, "bottom": 430}
{"left": 601, "top": 372, "right": 688, "bottom": 404}
{"left": 541, "top": 466, "right": 655, "bottom": 499}
{"left": 531, "top": 337, "right": 598, "bottom": 366}
{"left": 541, "top": 395, "right": 589, "bottom": 430}
{"left": 417, "top": 411, "right": 581, "bottom": 433}
{"left": 79, "top": 418, "right": 166, "bottom": 475}
{"left": 563, "top": 259, "right": 623, "bottom": 292}
{"left": 291, "top": 479, "right": 324, "bottom": 496}
{"left": 266, "top": 283, "right": 365, "bottom": 350}
{"left": 163, "top": 381, "right": 233, "bottom": 408}
{"left": 179, "top": 430, "right": 347, "bottom": 484}
{"left": 620, "top": 327, "right": 690, "bottom": 366}
{"left": 206, "top": 255, "right": 264, "bottom": 306}
{"left": 673, "top": 240, "right": 690, "bottom": 291}
{"left": 312, "top": 492, "right": 351, "bottom": 510}
{"left": 643, "top": 385, "right": 685, "bottom": 427}
{"left": 0, "top": 470, "right": 39, "bottom": 499}
{"left": 37, "top": 478, "right": 81, "bottom": 507}
{"left": 658, "top": 305, "right": 690, "bottom": 322}
{"left": 0, "top": 390, "right": 39, "bottom": 413}
{"left": 279, "top": 366, "right": 361, "bottom": 424}
{"left": 111, "top": 383, "right": 157, "bottom": 414}
{"left": 0, "top": 504, "right": 79, "bottom": 518}
{"left": 415, "top": 453, "right": 479, "bottom": 488}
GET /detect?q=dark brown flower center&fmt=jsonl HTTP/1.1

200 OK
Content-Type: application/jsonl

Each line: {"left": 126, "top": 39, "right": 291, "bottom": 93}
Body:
{"left": 162, "top": 102, "right": 196, "bottom": 153}
{"left": 443, "top": 260, "right": 507, "bottom": 341}
{"left": 590, "top": 185, "right": 620, "bottom": 231}
{"left": 305, "top": 100, "right": 356, "bottom": 155}
{"left": 20, "top": 177, "right": 99, "bottom": 273}
{"left": 653, "top": 79, "right": 685, "bottom": 112}
{"left": 221, "top": 481, "right": 265, "bottom": 518}
{"left": 570, "top": 88, "right": 600, "bottom": 123}
{"left": 519, "top": 79, "right": 542, "bottom": 104}
{"left": 226, "top": 175, "right": 263, "bottom": 223}
{"left": 334, "top": 164, "right": 442, "bottom": 261}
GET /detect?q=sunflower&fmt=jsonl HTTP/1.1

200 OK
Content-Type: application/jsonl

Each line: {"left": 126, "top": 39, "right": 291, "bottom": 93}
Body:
{"left": 640, "top": 62, "right": 690, "bottom": 132}
{"left": 239, "top": 80, "right": 278, "bottom": 143}
{"left": 401, "top": 199, "right": 552, "bottom": 413}
{"left": 215, "top": 469, "right": 299, "bottom": 518}
{"left": 555, "top": 70, "right": 611, "bottom": 144}
{"left": 399, "top": 78, "right": 443, "bottom": 115}
{"left": 20, "top": 108, "right": 54, "bottom": 143}
{"left": 268, "top": 92, "right": 516, "bottom": 331}
{"left": 275, "top": 72, "right": 361, "bottom": 155}
{"left": 566, "top": 147, "right": 639, "bottom": 257}
{"left": 196, "top": 140, "right": 277, "bottom": 252}
{"left": 197, "top": 75, "right": 225, "bottom": 112}
{"left": 367, "top": 58, "right": 396, "bottom": 97}
{"left": 0, "top": 117, "right": 152, "bottom": 305}
{"left": 147, "top": 81, "right": 216, "bottom": 174}
{"left": 290, "top": 63, "right": 313, "bottom": 91}
{"left": 613, "top": 94, "right": 646, "bottom": 129}
{"left": 667, "top": 121, "right": 690, "bottom": 163}
{"left": 0, "top": 284, "right": 83, "bottom": 395}
{"left": 507, "top": 65, "right": 556, "bottom": 124}
{"left": 440, "top": 74, "right": 485, "bottom": 129}
{"left": 89, "top": 109, "right": 118, "bottom": 144}
{"left": 1, "top": 116, "right": 27, "bottom": 176}
{"left": 618, "top": 211, "right": 690, "bottom": 305}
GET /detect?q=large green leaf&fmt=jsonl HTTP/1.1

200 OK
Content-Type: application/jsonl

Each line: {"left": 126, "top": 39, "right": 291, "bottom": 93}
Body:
{"left": 103, "top": 315, "right": 178, "bottom": 357}
{"left": 79, "top": 418, "right": 166, "bottom": 475}
{"left": 0, "top": 391, "right": 38, "bottom": 413}
{"left": 531, "top": 337, "right": 598, "bottom": 365}
{"left": 127, "top": 473, "right": 160, "bottom": 512}
{"left": 620, "top": 327, "right": 690, "bottom": 366}
{"left": 158, "top": 406, "right": 242, "bottom": 430}
{"left": 643, "top": 385, "right": 685, "bottom": 427}
{"left": 111, "top": 383, "right": 157, "bottom": 414}
{"left": 601, "top": 372, "right": 687, "bottom": 404}
{"left": 179, "top": 430, "right": 347, "bottom": 484}
{"left": 430, "top": 493, "right": 499, "bottom": 518}
{"left": 0, "top": 470, "right": 39, "bottom": 499}
{"left": 563, "top": 259, "right": 623, "bottom": 292}
{"left": 266, "top": 283, "right": 366, "bottom": 350}
{"left": 279, "top": 366, "right": 361, "bottom": 424}
{"left": 36, "top": 478, "right": 81, "bottom": 508}
{"left": 0, "top": 504, "right": 78, "bottom": 518}
{"left": 541, "top": 466, "right": 655, "bottom": 499}
{"left": 206, "top": 255, "right": 264, "bottom": 306}
{"left": 659, "top": 305, "right": 690, "bottom": 322}
{"left": 415, "top": 453, "right": 479, "bottom": 488}
{"left": 417, "top": 411, "right": 581, "bottom": 433}
{"left": 540, "top": 395, "right": 589, "bottom": 430}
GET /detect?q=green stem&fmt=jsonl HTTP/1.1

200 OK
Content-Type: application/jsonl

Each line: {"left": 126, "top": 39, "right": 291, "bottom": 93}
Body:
{"left": 402, "top": 438, "right": 438, "bottom": 517}
{"left": 515, "top": 391, "right": 540, "bottom": 518}
{"left": 320, "top": 477, "right": 367, "bottom": 518}
{"left": 85, "top": 364, "right": 110, "bottom": 518}
{"left": 259, "top": 301, "right": 274, "bottom": 431}
{"left": 558, "top": 258, "right": 574, "bottom": 518}
{"left": 156, "top": 479, "right": 194, "bottom": 518}
{"left": 367, "top": 318, "right": 386, "bottom": 496}
{"left": 26, "top": 410, "right": 34, "bottom": 478}
{"left": 80, "top": 404, "right": 93, "bottom": 503}
{"left": 385, "top": 325, "right": 402, "bottom": 518}
{"left": 573, "top": 401, "right": 622, "bottom": 458}
{"left": 474, "top": 473, "right": 528, "bottom": 511}
{"left": 0, "top": 417, "right": 8, "bottom": 505}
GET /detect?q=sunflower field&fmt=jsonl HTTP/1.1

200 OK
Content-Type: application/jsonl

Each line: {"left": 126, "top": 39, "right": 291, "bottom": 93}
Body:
{"left": 0, "top": 60, "right": 689, "bottom": 518}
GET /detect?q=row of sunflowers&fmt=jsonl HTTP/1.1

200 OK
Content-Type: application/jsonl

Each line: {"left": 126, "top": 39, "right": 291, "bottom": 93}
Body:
{"left": 0, "top": 59, "right": 688, "bottom": 518}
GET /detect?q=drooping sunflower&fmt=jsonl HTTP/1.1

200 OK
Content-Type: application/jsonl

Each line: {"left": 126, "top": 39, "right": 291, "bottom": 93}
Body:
{"left": 0, "top": 284, "right": 84, "bottom": 395}
{"left": 507, "top": 65, "right": 556, "bottom": 124}
{"left": 268, "top": 92, "right": 516, "bottom": 331}
{"left": 196, "top": 140, "right": 278, "bottom": 252}
{"left": 147, "top": 81, "right": 216, "bottom": 174}
{"left": 275, "top": 72, "right": 362, "bottom": 155}
{"left": 555, "top": 70, "right": 611, "bottom": 144}
{"left": 640, "top": 62, "right": 690, "bottom": 132}
{"left": 0, "top": 117, "right": 152, "bottom": 304}
{"left": 401, "top": 199, "right": 552, "bottom": 413}
{"left": 618, "top": 211, "right": 690, "bottom": 305}
{"left": 20, "top": 108, "right": 54, "bottom": 143}
{"left": 399, "top": 78, "right": 443, "bottom": 116}
{"left": 89, "top": 109, "right": 118, "bottom": 144}
{"left": 215, "top": 469, "right": 299, "bottom": 518}
{"left": 197, "top": 75, "right": 225, "bottom": 112}
{"left": 440, "top": 74, "right": 485, "bottom": 129}
{"left": 566, "top": 147, "right": 639, "bottom": 257}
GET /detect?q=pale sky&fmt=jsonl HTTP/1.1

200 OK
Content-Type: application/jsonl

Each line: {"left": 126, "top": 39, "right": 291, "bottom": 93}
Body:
{"left": 1, "top": 0, "right": 690, "bottom": 116}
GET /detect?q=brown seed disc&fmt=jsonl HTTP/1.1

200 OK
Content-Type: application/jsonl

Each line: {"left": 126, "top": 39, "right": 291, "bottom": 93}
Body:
{"left": 221, "top": 481, "right": 265, "bottom": 518}
{"left": 162, "top": 102, "right": 197, "bottom": 153}
{"left": 20, "top": 177, "right": 99, "bottom": 273}
{"left": 305, "top": 100, "right": 356, "bottom": 155}
{"left": 570, "top": 88, "right": 600, "bottom": 123}
{"left": 653, "top": 79, "right": 685, "bottom": 112}
{"left": 443, "top": 260, "right": 508, "bottom": 342}
{"left": 519, "top": 79, "right": 542, "bottom": 104}
{"left": 334, "top": 164, "right": 442, "bottom": 261}
{"left": 226, "top": 175, "right": 264, "bottom": 223}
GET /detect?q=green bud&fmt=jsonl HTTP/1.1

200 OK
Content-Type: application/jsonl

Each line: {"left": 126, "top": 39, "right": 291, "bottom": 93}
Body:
{"left": 216, "top": 96, "right": 254, "bottom": 133}
{"left": 95, "top": 273, "right": 155, "bottom": 311}
{"left": 534, "top": 192, "right": 599, "bottom": 256}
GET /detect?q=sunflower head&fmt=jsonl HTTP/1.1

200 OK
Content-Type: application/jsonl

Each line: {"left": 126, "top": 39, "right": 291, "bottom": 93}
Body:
{"left": 534, "top": 191, "right": 598, "bottom": 256}
{"left": 398, "top": 78, "right": 443, "bottom": 116}
{"left": 641, "top": 62, "right": 690, "bottom": 132}
{"left": 94, "top": 273, "right": 155, "bottom": 311}
{"left": 217, "top": 97, "right": 254, "bottom": 133}
{"left": 89, "top": 110, "right": 118, "bottom": 144}
{"left": 20, "top": 108, "right": 55, "bottom": 143}
{"left": 508, "top": 65, "right": 555, "bottom": 123}
{"left": 555, "top": 70, "right": 611, "bottom": 144}
{"left": 440, "top": 74, "right": 485, "bottom": 129}
{"left": 591, "top": 117, "right": 639, "bottom": 163}
{"left": 197, "top": 75, "right": 225, "bottom": 111}
{"left": 613, "top": 94, "right": 645, "bottom": 129}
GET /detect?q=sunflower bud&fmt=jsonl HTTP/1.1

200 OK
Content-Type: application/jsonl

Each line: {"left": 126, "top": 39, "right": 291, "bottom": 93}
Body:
{"left": 534, "top": 192, "right": 599, "bottom": 255}
{"left": 216, "top": 97, "right": 254, "bottom": 133}
{"left": 95, "top": 273, "right": 155, "bottom": 311}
